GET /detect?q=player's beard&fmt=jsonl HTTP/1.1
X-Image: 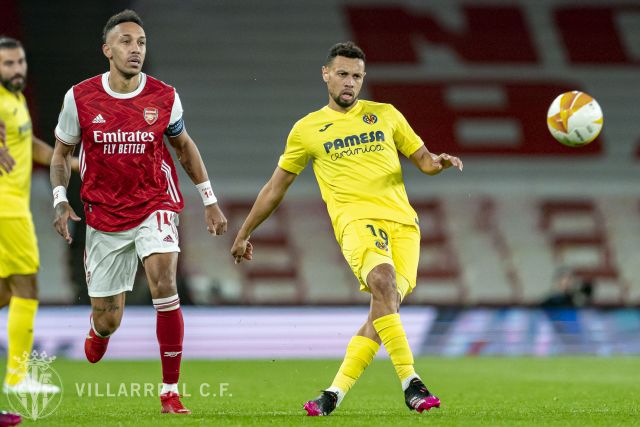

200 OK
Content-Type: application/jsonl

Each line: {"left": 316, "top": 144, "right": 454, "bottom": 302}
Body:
{"left": 331, "top": 91, "right": 358, "bottom": 109}
{"left": 0, "top": 74, "right": 25, "bottom": 93}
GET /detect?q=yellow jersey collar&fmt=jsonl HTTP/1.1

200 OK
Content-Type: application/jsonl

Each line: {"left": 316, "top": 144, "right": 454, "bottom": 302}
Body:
{"left": 323, "top": 99, "right": 364, "bottom": 117}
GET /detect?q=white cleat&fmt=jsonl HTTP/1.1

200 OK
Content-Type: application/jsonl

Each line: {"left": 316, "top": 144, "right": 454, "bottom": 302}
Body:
{"left": 3, "top": 375, "right": 61, "bottom": 394}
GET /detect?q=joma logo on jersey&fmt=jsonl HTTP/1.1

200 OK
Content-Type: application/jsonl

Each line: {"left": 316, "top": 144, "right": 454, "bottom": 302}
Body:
{"left": 323, "top": 131, "right": 385, "bottom": 153}
{"left": 93, "top": 130, "right": 155, "bottom": 143}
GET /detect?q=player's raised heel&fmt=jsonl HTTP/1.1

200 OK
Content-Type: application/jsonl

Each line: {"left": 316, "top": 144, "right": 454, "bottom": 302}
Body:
{"left": 404, "top": 378, "right": 441, "bottom": 413}
{"left": 85, "top": 328, "right": 110, "bottom": 364}
{"left": 303, "top": 390, "right": 337, "bottom": 416}
{"left": 160, "top": 391, "right": 191, "bottom": 414}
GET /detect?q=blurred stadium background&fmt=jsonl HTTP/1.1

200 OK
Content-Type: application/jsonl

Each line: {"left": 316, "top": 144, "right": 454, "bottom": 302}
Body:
{"left": 2, "top": 0, "right": 640, "bottom": 359}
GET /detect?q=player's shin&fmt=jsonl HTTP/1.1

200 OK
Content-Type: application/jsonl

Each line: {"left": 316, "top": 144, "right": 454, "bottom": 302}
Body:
{"left": 154, "top": 294, "right": 184, "bottom": 394}
{"left": 372, "top": 312, "right": 418, "bottom": 389}
{"left": 327, "top": 335, "right": 379, "bottom": 406}
{"left": 5, "top": 296, "right": 38, "bottom": 385}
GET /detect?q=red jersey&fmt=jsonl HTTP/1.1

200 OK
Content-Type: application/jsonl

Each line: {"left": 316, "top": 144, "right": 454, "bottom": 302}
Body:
{"left": 55, "top": 73, "right": 185, "bottom": 232}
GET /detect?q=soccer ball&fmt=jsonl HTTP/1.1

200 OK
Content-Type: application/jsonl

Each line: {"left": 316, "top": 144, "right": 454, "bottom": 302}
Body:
{"left": 546, "top": 91, "right": 603, "bottom": 147}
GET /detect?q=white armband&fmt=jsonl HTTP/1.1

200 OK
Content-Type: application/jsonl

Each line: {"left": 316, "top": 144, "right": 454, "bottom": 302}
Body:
{"left": 196, "top": 180, "right": 217, "bottom": 206}
{"left": 53, "top": 186, "right": 68, "bottom": 208}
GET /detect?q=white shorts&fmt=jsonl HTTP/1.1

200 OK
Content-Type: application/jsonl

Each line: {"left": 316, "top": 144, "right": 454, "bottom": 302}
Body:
{"left": 84, "top": 210, "right": 180, "bottom": 298}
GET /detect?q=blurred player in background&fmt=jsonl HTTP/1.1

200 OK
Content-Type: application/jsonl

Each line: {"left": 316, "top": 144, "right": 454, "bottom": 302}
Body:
{"left": 50, "top": 10, "right": 227, "bottom": 414}
{"left": 0, "top": 36, "right": 79, "bottom": 394}
{"left": 231, "top": 41, "right": 462, "bottom": 415}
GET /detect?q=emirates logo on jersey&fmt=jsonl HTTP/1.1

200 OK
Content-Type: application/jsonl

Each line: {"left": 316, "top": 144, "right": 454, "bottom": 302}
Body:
{"left": 144, "top": 107, "right": 158, "bottom": 125}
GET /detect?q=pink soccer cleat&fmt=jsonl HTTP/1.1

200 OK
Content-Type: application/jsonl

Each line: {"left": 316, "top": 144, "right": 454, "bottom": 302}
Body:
{"left": 404, "top": 378, "right": 441, "bottom": 413}
{"left": 0, "top": 410, "right": 21, "bottom": 426}
{"left": 303, "top": 390, "right": 337, "bottom": 416}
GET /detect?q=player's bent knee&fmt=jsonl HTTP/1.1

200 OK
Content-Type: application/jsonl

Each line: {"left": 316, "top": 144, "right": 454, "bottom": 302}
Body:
{"left": 367, "top": 264, "right": 397, "bottom": 299}
{"left": 149, "top": 280, "right": 178, "bottom": 299}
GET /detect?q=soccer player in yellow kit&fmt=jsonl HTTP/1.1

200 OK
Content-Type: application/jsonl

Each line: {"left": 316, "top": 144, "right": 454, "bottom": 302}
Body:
{"left": 231, "top": 41, "right": 462, "bottom": 415}
{"left": 0, "top": 36, "right": 76, "bottom": 393}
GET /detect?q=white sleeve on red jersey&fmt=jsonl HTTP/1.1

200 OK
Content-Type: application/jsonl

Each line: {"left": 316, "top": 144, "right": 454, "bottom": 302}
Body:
{"left": 55, "top": 88, "right": 81, "bottom": 145}
{"left": 166, "top": 91, "right": 185, "bottom": 138}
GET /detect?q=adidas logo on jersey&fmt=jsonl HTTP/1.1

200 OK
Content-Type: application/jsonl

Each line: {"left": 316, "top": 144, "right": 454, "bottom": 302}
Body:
{"left": 163, "top": 235, "right": 174, "bottom": 243}
{"left": 92, "top": 114, "right": 106, "bottom": 124}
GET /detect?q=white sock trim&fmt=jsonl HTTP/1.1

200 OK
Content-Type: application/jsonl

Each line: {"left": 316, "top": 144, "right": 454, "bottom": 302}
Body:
{"left": 401, "top": 374, "right": 421, "bottom": 391}
{"left": 153, "top": 294, "right": 180, "bottom": 312}
{"left": 90, "top": 317, "right": 111, "bottom": 338}
{"left": 325, "top": 386, "right": 345, "bottom": 407}
{"left": 161, "top": 383, "right": 179, "bottom": 394}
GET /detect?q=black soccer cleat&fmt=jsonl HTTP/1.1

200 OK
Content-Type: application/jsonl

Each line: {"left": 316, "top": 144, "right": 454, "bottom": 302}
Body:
{"left": 404, "top": 378, "right": 441, "bottom": 413}
{"left": 303, "top": 390, "right": 338, "bottom": 416}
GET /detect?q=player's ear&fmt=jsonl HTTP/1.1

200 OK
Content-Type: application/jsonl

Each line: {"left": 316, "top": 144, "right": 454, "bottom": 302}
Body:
{"left": 102, "top": 43, "right": 112, "bottom": 60}
{"left": 321, "top": 66, "right": 329, "bottom": 83}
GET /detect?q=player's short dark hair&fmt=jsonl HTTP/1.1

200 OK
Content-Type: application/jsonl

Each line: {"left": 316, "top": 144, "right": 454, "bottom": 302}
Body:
{"left": 326, "top": 41, "right": 366, "bottom": 65}
{"left": 103, "top": 9, "right": 144, "bottom": 43}
{"left": 0, "top": 36, "right": 22, "bottom": 51}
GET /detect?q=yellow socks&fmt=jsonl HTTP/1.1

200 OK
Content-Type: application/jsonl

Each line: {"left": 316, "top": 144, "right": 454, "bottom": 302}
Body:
{"left": 330, "top": 335, "right": 380, "bottom": 396}
{"left": 5, "top": 296, "right": 38, "bottom": 386}
{"left": 373, "top": 313, "right": 416, "bottom": 382}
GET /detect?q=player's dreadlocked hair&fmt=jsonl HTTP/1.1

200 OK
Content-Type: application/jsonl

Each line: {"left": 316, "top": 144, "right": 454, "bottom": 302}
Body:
{"left": 103, "top": 9, "right": 144, "bottom": 43}
{"left": 0, "top": 36, "right": 22, "bottom": 51}
{"left": 326, "top": 41, "right": 366, "bottom": 65}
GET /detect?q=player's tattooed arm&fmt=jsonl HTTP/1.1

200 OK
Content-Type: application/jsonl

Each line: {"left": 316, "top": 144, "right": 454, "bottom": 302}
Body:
{"left": 410, "top": 144, "right": 463, "bottom": 175}
{"left": 168, "top": 130, "right": 228, "bottom": 235}
{"left": 50, "top": 139, "right": 74, "bottom": 188}
{"left": 32, "top": 136, "right": 80, "bottom": 171}
{"left": 167, "top": 130, "right": 208, "bottom": 183}
{"left": 51, "top": 139, "right": 81, "bottom": 244}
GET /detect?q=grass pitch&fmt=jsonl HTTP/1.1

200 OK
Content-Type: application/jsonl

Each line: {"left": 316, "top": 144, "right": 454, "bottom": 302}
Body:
{"left": 2, "top": 357, "right": 638, "bottom": 426}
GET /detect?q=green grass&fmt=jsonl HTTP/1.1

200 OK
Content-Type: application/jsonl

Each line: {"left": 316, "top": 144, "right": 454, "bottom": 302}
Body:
{"left": 2, "top": 357, "right": 639, "bottom": 426}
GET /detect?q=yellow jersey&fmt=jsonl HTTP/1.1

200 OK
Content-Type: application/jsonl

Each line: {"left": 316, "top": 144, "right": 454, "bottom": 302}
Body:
{"left": 278, "top": 100, "right": 423, "bottom": 238}
{"left": 0, "top": 84, "right": 32, "bottom": 218}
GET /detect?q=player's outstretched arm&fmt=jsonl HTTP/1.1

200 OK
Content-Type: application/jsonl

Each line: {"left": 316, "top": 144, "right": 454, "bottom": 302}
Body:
{"left": 32, "top": 136, "right": 80, "bottom": 172}
{"left": 410, "top": 144, "right": 463, "bottom": 175}
{"left": 50, "top": 139, "right": 81, "bottom": 244}
{"left": 168, "top": 130, "right": 227, "bottom": 235}
{"left": 231, "top": 167, "right": 297, "bottom": 264}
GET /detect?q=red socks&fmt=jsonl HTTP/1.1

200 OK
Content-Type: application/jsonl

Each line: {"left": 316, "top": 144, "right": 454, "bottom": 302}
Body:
{"left": 153, "top": 295, "right": 183, "bottom": 385}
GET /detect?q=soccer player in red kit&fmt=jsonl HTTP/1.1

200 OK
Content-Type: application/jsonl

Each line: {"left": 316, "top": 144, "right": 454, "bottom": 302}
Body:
{"left": 50, "top": 10, "right": 227, "bottom": 414}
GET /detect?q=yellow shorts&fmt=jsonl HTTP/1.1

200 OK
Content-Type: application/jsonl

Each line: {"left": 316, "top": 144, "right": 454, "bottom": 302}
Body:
{"left": 0, "top": 216, "right": 40, "bottom": 278}
{"left": 339, "top": 219, "right": 420, "bottom": 300}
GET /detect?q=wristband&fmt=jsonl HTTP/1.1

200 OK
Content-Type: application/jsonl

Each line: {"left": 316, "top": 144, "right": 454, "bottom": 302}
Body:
{"left": 52, "top": 186, "right": 68, "bottom": 208}
{"left": 196, "top": 180, "right": 217, "bottom": 206}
